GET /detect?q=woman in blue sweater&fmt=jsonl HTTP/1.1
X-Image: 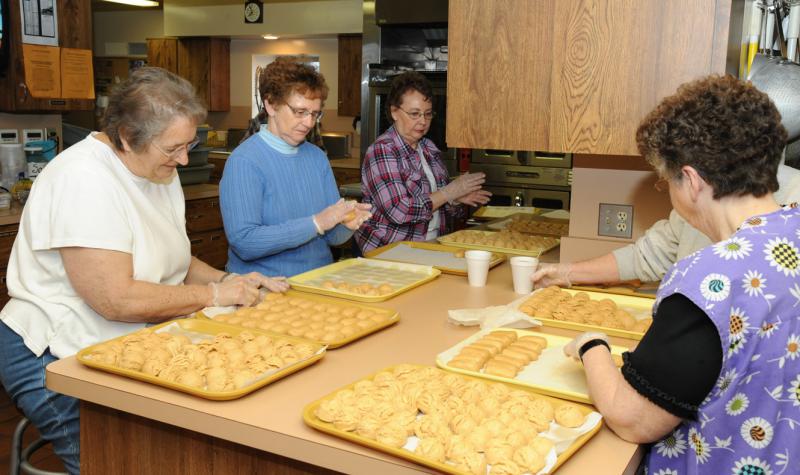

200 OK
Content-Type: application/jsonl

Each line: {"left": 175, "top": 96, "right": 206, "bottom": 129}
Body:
{"left": 220, "top": 59, "right": 371, "bottom": 277}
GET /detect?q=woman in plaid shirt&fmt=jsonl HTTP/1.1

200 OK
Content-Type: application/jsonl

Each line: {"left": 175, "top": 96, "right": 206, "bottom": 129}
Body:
{"left": 355, "top": 72, "right": 491, "bottom": 253}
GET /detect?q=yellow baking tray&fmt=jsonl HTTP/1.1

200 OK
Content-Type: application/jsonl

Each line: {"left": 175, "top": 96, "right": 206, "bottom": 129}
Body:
{"left": 438, "top": 229, "right": 560, "bottom": 257}
{"left": 303, "top": 364, "right": 602, "bottom": 475}
{"left": 514, "top": 288, "right": 654, "bottom": 340}
{"left": 77, "top": 319, "right": 325, "bottom": 400}
{"left": 436, "top": 329, "right": 628, "bottom": 404}
{"left": 364, "top": 241, "right": 505, "bottom": 276}
{"left": 487, "top": 213, "right": 570, "bottom": 237}
{"left": 473, "top": 206, "right": 539, "bottom": 220}
{"left": 197, "top": 289, "right": 399, "bottom": 349}
{"left": 288, "top": 257, "right": 441, "bottom": 302}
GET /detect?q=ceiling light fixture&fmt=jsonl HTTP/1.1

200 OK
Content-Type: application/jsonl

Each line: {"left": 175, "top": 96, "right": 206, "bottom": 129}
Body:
{"left": 102, "top": 0, "right": 159, "bottom": 6}
{"left": 262, "top": 34, "right": 279, "bottom": 40}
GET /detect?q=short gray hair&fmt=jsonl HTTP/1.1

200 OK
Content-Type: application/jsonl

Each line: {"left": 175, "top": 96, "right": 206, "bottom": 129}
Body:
{"left": 102, "top": 67, "right": 207, "bottom": 153}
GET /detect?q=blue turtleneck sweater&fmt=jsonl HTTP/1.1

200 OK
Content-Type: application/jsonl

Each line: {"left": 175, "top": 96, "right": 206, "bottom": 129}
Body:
{"left": 219, "top": 126, "right": 352, "bottom": 277}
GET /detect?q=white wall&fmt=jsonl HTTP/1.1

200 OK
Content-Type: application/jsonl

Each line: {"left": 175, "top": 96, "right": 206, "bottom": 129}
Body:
{"left": 93, "top": 10, "right": 165, "bottom": 56}
{"left": 163, "top": 0, "right": 361, "bottom": 37}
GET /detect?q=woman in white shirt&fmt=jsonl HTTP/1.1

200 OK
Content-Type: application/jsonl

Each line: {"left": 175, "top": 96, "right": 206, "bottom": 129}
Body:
{"left": 0, "top": 67, "right": 287, "bottom": 474}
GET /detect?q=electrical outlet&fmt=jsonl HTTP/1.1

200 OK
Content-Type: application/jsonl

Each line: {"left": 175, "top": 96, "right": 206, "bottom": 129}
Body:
{"left": 598, "top": 203, "right": 634, "bottom": 239}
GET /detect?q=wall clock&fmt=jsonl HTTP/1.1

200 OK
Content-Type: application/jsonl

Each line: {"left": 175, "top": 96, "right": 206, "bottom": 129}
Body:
{"left": 244, "top": 0, "right": 263, "bottom": 24}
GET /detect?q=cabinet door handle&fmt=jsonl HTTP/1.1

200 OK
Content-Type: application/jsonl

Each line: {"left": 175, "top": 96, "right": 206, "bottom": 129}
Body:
{"left": 210, "top": 234, "right": 223, "bottom": 241}
{"left": 0, "top": 231, "right": 17, "bottom": 238}
{"left": 18, "top": 83, "right": 28, "bottom": 102}
{"left": 188, "top": 214, "right": 205, "bottom": 220}
{"left": 190, "top": 238, "right": 203, "bottom": 245}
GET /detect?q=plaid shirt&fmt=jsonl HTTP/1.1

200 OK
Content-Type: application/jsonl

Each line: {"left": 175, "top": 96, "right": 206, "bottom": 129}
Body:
{"left": 355, "top": 126, "right": 464, "bottom": 253}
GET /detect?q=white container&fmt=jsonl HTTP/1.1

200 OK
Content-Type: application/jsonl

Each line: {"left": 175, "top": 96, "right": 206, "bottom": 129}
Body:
{"left": 465, "top": 250, "right": 492, "bottom": 287}
{"left": 510, "top": 256, "right": 539, "bottom": 294}
{"left": 0, "top": 144, "right": 27, "bottom": 191}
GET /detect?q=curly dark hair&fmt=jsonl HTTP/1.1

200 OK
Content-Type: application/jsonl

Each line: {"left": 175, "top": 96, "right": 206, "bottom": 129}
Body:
{"left": 636, "top": 74, "right": 787, "bottom": 199}
{"left": 386, "top": 71, "right": 433, "bottom": 121}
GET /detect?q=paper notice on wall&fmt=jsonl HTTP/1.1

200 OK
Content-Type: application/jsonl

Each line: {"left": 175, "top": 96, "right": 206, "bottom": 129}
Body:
{"left": 19, "top": 0, "right": 59, "bottom": 46}
{"left": 60, "top": 48, "right": 95, "bottom": 99}
{"left": 22, "top": 44, "right": 60, "bottom": 98}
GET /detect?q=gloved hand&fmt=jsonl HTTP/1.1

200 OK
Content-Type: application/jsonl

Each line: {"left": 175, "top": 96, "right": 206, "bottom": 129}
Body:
{"left": 530, "top": 262, "right": 573, "bottom": 289}
{"left": 441, "top": 172, "right": 486, "bottom": 202}
{"left": 342, "top": 202, "right": 373, "bottom": 230}
{"left": 208, "top": 278, "right": 261, "bottom": 307}
{"left": 237, "top": 272, "right": 290, "bottom": 293}
{"left": 456, "top": 190, "right": 492, "bottom": 207}
{"left": 563, "top": 332, "right": 610, "bottom": 362}
{"left": 313, "top": 199, "right": 356, "bottom": 233}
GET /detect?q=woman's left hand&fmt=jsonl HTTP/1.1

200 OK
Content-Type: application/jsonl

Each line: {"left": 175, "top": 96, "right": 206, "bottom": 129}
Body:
{"left": 456, "top": 190, "right": 492, "bottom": 207}
{"left": 342, "top": 203, "right": 373, "bottom": 230}
{"left": 564, "top": 331, "right": 610, "bottom": 362}
{"left": 237, "top": 272, "right": 290, "bottom": 293}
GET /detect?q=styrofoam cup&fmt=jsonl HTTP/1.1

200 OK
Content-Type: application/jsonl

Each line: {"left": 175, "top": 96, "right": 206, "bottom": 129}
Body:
{"left": 510, "top": 256, "right": 539, "bottom": 294}
{"left": 465, "top": 250, "right": 492, "bottom": 287}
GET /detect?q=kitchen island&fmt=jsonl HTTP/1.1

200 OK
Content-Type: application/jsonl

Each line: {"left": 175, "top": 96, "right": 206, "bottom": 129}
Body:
{"left": 46, "top": 256, "right": 643, "bottom": 475}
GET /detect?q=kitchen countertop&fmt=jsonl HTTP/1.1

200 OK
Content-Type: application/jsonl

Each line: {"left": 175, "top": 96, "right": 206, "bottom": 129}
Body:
{"left": 0, "top": 203, "right": 23, "bottom": 226}
{"left": 46, "top": 251, "right": 643, "bottom": 475}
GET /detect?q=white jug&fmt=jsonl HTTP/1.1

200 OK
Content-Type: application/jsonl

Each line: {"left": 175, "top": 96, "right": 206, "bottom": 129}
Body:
{"left": 0, "top": 144, "right": 28, "bottom": 191}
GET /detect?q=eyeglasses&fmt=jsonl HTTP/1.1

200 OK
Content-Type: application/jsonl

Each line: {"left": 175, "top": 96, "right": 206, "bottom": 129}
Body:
{"left": 152, "top": 136, "right": 200, "bottom": 160}
{"left": 285, "top": 104, "right": 324, "bottom": 122}
{"left": 398, "top": 107, "right": 435, "bottom": 121}
{"left": 654, "top": 178, "right": 669, "bottom": 193}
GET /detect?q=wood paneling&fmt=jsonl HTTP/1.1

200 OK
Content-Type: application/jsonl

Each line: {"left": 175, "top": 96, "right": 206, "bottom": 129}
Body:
{"left": 80, "top": 403, "right": 341, "bottom": 475}
{"left": 337, "top": 34, "right": 362, "bottom": 117}
{"left": 146, "top": 38, "right": 178, "bottom": 74}
{"left": 0, "top": 0, "right": 94, "bottom": 111}
{"left": 447, "top": 0, "right": 731, "bottom": 155}
{"left": 147, "top": 37, "right": 230, "bottom": 112}
{"left": 185, "top": 196, "right": 228, "bottom": 270}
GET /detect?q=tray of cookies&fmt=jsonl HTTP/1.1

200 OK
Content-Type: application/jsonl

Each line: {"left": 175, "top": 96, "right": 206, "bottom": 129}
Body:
{"left": 287, "top": 257, "right": 441, "bottom": 302}
{"left": 303, "top": 364, "right": 602, "bottom": 475}
{"left": 199, "top": 290, "right": 399, "bottom": 348}
{"left": 487, "top": 213, "right": 570, "bottom": 237}
{"left": 513, "top": 287, "right": 654, "bottom": 340}
{"left": 364, "top": 241, "right": 505, "bottom": 276}
{"left": 436, "top": 329, "right": 629, "bottom": 404}
{"left": 76, "top": 319, "right": 325, "bottom": 400}
{"left": 473, "top": 206, "right": 539, "bottom": 220}
{"left": 437, "top": 230, "right": 560, "bottom": 257}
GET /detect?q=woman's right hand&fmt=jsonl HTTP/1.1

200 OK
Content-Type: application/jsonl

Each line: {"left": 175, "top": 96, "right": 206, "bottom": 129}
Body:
{"left": 209, "top": 279, "right": 261, "bottom": 307}
{"left": 313, "top": 198, "right": 357, "bottom": 232}
{"left": 441, "top": 172, "right": 486, "bottom": 202}
{"left": 531, "top": 262, "right": 573, "bottom": 289}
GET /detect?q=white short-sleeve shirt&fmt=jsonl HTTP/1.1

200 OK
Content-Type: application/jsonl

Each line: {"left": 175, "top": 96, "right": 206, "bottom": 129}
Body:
{"left": 0, "top": 134, "right": 191, "bottom": 358}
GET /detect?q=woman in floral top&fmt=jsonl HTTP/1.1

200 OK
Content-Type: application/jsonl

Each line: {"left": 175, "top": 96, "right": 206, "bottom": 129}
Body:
{"left": 565, "top": 74, "right": 799, "bottom": 475}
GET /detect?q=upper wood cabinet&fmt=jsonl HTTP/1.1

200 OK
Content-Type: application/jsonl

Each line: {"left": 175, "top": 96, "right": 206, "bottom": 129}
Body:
{"left": 337, "top": 34, "right": 362, "bottom": 117}
{"left": 0, "top": 0, "right": 94, "bottom": 112}
{"left": 447, "top": 0, "right": 731, "bottom": 155}
{"left": 147, "top": 37, "right": 230, "bottom": 112}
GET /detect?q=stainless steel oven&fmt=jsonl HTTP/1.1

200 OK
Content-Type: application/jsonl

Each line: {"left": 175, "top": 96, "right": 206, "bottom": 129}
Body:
{"left": 483, "top": 184, "right": 571, "bottom": 210}
{"left": 471, "top": 149, "right": 573, "bottom": 168}
{"left": 367, "top": 75, "right": 457, "bottom": 175}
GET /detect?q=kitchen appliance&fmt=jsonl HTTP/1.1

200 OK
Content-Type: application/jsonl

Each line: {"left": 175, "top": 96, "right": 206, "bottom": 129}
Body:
{"left": 320, "top": 132, "right": 351, "bottom": 159}
{"left": 471, "top": 149, "right": 573, "bottom": 168}
{"left": 374, "top": 0, "right": 447, "bottom": 26}
{"left": 0, "top": 143, "right": 27, "bottom": 190}
{"left": 367, "top": 70, "right": 456, "bottom": 175}
{"left": 470, "top": 150, "right": 573, "bottom": 210}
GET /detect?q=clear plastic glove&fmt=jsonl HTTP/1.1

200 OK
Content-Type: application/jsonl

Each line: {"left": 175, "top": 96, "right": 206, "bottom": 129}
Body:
{"left": 456, "top": 189, "right": 492, "bottom": 207}
{"left": 208, "top": 278, "right": 261, "bottom": 307}
{"left": 313, "top": 199, "right": 356, "bottom": 233}
{"left": 563, "top": 331, "right": 609, "bottom": 362}
{"left": 236, "top": 272, "right": 290, "bottom": 293}
{"left": 342, "top": 202, "right": 373, "bottom": 230}
{"left": 531, "top": 262, "right": 573, "bottom": 289}
{"left": 441, "top": 172, "right": 486, "bottom": 202}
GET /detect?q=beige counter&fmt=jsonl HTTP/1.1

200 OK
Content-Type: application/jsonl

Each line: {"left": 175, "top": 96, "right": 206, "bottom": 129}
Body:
{"left": 47, "top": 257, "right": 642, "bottom": 474}
{"left": 329, "top": 157, "right": 360, "bottom": 169}
{"left": 0, "top": 203, "right": 23, "bottom": 226}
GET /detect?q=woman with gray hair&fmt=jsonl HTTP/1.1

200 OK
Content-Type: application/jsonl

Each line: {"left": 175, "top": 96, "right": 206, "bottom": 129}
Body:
{"left": 0, "top": 67, "right": 287, "bottom": 474}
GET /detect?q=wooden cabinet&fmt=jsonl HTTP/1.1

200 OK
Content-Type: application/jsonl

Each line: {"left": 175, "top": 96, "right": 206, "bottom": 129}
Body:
{"left": 0, "top": 0, "right": 94, "bottom": 112}
{"left": 447, "top": 0, "right": 731, "bottom": 155}
{"left": 147, "top": 37, "right": 230, "bottom": 112}
{"left": 337, "top": 34, "right": 362, "bottom": 117}
{"left": 185, "top": 196, "right": 228, "bottom": 270}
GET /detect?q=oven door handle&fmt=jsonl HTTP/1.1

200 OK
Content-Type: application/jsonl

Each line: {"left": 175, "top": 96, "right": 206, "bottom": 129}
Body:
{"left": 506, "top": 171, "right": 541, "bottom": 179}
